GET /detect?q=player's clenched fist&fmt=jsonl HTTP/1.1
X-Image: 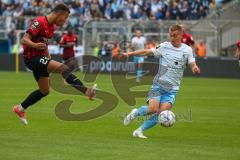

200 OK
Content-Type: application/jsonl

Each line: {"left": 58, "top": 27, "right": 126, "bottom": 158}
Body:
{"left": 192, "top": 65, "right": 200, "bottom": 75}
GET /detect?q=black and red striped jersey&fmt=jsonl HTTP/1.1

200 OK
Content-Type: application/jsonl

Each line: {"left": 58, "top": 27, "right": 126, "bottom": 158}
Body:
{"left": 181, "top": 33, "right": 195, "bottom": 46}
{"left": 237, "top": 40, "right": 240, "bottom": 49}
{"left": 22, "top": 16, "right": 55, "bottom": 59}
{"left": 60, "top": 34, "right": 78, "bottom": 59}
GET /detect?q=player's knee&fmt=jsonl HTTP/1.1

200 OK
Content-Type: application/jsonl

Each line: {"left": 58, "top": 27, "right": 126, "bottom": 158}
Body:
{"left": 148, "top": 105, "right": 158, "bottom": 113}
{"left": 40, "top": 89, "right": 50, "bottom": 96}
{"left": 61, "top": 64, "right": 71, "bottom": 78}
{"left": 61, "top": 64, "right": 70, "bottom": 72}
{"left": 148, "top": 104, "right": 158, "bottom": 114}
{"left": 148, "top": 99, "right": 159, "bottom": 107}
{"left": 159, "top": 103, "right": 172, "bottom": 111}
{"left": 44, "top": 90, "right": 50, "bottom": 96}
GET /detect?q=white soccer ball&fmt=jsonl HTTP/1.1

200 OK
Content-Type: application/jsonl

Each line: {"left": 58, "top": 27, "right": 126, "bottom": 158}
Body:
{"left": 158, "top": 110, "right": 176, "bottom": 127}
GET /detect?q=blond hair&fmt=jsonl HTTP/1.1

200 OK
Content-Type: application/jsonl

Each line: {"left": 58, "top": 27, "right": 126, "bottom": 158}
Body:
{"left": 169, "top": 25, "right": 183, "bottom": 33}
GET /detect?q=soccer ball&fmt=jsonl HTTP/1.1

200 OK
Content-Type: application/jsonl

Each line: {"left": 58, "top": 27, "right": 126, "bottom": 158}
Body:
{"left": 158, "top": 110, "right": 176, "bottom": 127}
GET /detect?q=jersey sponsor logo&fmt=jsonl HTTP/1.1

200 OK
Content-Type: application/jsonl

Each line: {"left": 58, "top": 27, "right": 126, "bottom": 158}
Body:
{"left": 40, "top": 37, "right": 49, "bottom": 44}
{"left": 31, "top": 20, "right": 40, "bottom": 30}
{"left": 182, "top": 54, "right": 187, "bottom": 59}
{"left": 44, "top": 30, "right": 48, "bottom": 35}
{"left": 43, "top": 38, "right": 49, "bottom": 43}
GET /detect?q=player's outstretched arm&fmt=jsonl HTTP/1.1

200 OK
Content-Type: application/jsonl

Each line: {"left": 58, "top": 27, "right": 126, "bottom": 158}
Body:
{"left": 21, "top": 33, "right": 47, "bottom": 50}
{"left": 123, "top": 49, "right": 153, "bottom": 57}
{"left": 190, "top": 62, "right": 200, "bottom": 75}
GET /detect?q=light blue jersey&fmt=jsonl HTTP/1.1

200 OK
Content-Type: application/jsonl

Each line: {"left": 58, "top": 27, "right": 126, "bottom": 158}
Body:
{"left": 151, "top": 41, "right": 195, "bottom": 91}
{"left": 132, "top": 36, "right": 146, "bottom": 80}
{"left": 132, "top": 36, "right": 146, "bottom": 64}
{"left": 124, "top": 42, "right": 196, "bottom": 135}
{"left": 131, "top": 36, "right": 146, "bottom": 50}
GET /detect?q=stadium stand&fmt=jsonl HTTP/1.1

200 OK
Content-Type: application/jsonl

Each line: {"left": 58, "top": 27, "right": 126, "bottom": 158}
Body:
{"left": 0, "top": 0, "right": 224, "bottom": 30}
{"left": 0, "top": 0, "right": 237, "bottom": 57}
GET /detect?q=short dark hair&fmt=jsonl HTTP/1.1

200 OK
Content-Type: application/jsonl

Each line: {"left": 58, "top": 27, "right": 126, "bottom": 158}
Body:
{"left": 53, "top": 3, "right": 70, "bottom": 14}
{"left": 135, "top": 28, "right": 142, "bottom": 31}
{"left": 169, "top": 25, "right": 183, "bottom": 33}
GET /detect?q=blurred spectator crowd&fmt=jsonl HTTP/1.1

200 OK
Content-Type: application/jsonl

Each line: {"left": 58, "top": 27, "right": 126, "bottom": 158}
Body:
{"left": 0, "top": 0, "right": 221, "bottom": 30}
{"left": 0, "top": 0, "right": 229, "bottom": 56}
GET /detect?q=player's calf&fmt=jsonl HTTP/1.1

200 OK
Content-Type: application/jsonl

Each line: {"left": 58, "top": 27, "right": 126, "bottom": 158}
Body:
{"left": 61, "top": 65, "right": 97, "bottom": 99}
{"left": 21, "top": 90, "right": 47, "bottom": 110}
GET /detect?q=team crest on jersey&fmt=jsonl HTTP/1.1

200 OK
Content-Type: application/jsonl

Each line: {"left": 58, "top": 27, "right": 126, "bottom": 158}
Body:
{"left": 31, "top": 20, "right": 40, "bottom": 30}
{"left": 156, "top": 44, "right": 161, "bottom": 49}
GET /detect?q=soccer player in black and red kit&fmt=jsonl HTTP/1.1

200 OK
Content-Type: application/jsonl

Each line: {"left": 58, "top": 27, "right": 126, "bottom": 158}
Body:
{"left": 60, "top": 28, "right": 78, "bottom": 70}
{"left": 235, "top": 40, "right": 240, "bottom": 66}
{"left": 13, "top": 4, "right": 96, "bottom": 125}
{"left": 235, "top": 40, "right": 240, "bottom": 59}
{"left": 181, "top": 27, "right": 195, "bottom": 49}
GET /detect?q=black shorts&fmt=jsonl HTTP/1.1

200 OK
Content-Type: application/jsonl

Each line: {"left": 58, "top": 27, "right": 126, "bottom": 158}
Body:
{"left": 24, "top": 56, "right": 51, "bottom": 81}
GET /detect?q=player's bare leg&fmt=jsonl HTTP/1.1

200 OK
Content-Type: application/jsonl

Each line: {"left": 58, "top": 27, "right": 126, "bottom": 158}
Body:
{"left": 124, "top": 99, "right": 159, "bottom": 126}
{"left": 124, "top": 98, "right": 172, "bottom": 138}
{"left": 66, "top": 58, "right": 78, "bottom": 71}
{"left": 38, "top": 77, "right": 50, "bottom": 95}
{"left": 148, "top": 101, "right": 172, "bottom": 114}
{"left": 13, "top": 77, "right": 50, "bottom": 125}
{"left": 147, "top": 99, "right": 160, "bottom": 114}
{"left": 132, "top": 102, "right": 172, "bottom": 139}
{"left": 62, "top": 59, "right": 78, "bottom": 85}
{"left": 136, "top": 62, "right": 143, "bottom": 83}
{"left": 13, "top": 4, "right": 77, "bottom": 124}
{"left": 47, "top": 60, "right": 97, "bottom": 99}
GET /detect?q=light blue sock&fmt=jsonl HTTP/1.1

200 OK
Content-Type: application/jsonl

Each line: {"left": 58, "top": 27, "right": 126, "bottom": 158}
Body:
{"left": 140, "top": 113, "right": 158, "bottom": 131}
{"left": 135, "top": 106, "right": 148, "bottom": 116}
{"left": 137, "top": 69, "right": 142, "bottom": 78}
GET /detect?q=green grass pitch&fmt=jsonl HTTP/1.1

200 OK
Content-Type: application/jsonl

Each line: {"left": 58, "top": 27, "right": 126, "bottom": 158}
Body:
{"left": 0, "top": 71, "right": 240, "bottom": 160}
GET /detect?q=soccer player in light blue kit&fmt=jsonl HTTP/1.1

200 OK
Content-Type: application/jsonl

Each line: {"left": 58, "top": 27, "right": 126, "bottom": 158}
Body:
{"left": 131, "top": 29, "right": 146, "bottom": 82}
{"left": 123, "top": 25, "right": 201, "bottom": 138}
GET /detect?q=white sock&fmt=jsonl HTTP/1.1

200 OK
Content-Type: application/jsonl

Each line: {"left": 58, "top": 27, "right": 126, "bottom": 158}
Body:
{"left": 138, "top": 127, "right": 143, "bottom": 132}
{"left": 19, "top": 104, "right": 25, "bottom": 112}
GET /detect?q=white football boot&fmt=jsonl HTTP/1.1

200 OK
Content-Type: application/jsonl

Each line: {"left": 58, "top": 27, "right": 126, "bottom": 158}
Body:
{"left": 124, "top": 108, "right": 138, "bottom": 126}
{"left": 133, "top": 128, "right": 147, "bottom": 139}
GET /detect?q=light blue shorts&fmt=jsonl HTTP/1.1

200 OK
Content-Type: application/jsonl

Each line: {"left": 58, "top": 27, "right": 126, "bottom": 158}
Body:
{"left": 134, "top": 56, "right": 144, "bottom": 64}
{"left": 147, "top": 84, "right": 177, "bottom": 106}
